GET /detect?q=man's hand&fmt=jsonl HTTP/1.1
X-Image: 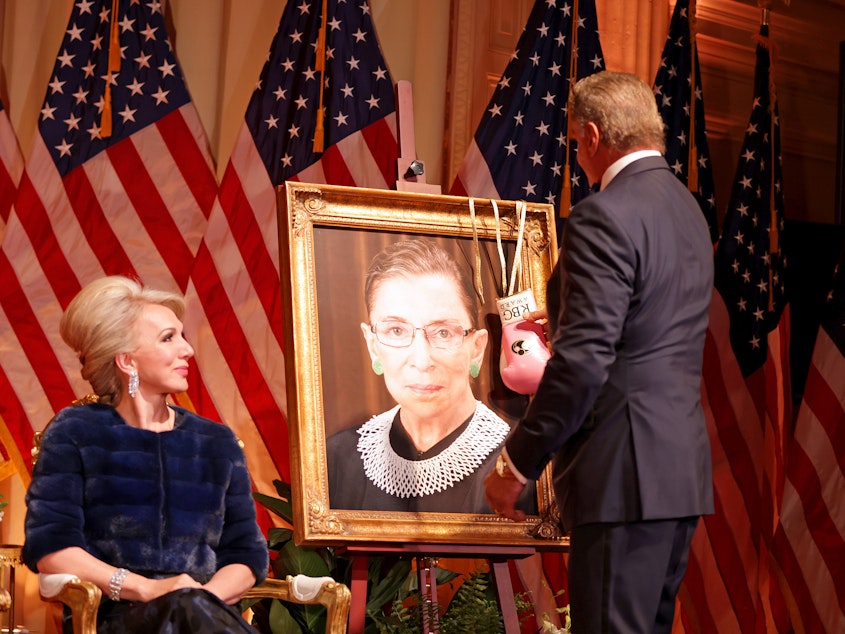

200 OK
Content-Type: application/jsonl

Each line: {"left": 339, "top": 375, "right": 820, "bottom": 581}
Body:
{"left": 523, "top": 308, "right": 548, "bottom": 323}
{"left": 484, "top": 468, "right": 527, "bottom": 522}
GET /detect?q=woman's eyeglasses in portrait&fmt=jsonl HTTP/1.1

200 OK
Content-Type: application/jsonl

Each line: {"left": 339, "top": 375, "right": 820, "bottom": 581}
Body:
{"left": 370, "top": 320, "right": 475, "bottom": 351}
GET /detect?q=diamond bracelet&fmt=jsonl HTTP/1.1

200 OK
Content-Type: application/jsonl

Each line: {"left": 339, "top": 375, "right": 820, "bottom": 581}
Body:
{"left": 108, "top": 567, "right": 129, "bottom": 601}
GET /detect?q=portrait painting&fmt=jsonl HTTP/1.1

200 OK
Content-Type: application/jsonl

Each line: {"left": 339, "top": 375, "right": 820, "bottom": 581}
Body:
{"left": 277, "top": 181, "right": 565, "bottom": 548}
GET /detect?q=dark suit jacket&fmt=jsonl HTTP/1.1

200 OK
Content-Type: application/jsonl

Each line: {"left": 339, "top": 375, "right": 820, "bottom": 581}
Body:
{"left": 506, "top": 155, "right": 715, "bottom": 532}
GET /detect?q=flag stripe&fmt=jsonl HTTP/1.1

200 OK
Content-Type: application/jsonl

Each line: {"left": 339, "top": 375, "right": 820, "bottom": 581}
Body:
{"left": 0, "top": 169, "right": 13, "bottom": 223}
{"left": 677, "top": 529, "right": 725, "bottom": 633}
{"left": 0, "top": 249, "right": 76, "bottom": 411}
{"left": 107, "top": 140, "right": 196, "bottom": 289}
{"left": 63, "top": 166, "right": 138, "bottom": 278}
{"left": 701, "top": 495, "right": 756, "bottom": 630}
{"left": 697, "top": 290, "right": 781, "bottom": 630}
{"left": 216, "top": 169, "right": 284, "bottom": 343}
{"left": 0, "top": 105, "right": 23, "bottom": 226}
{"left": 452, "top": 140, "right": 501, "bottom": 201}
{"left": 155, "top": 109, "right": 217, "bottom": 217}
{"left": 0, "top": 357, "right": 38, "bottom": 474}
{"left": 184, "top": 123, "right": 290, "bottom": 487}
{"left": 776, "top": 331, "right": 845, "bottom": 631}
{"left": 782, "top": 445, "right": 845, "bottom": 616}
{"left": 14, "top": 171, "right": 82, "bottom": 304}
{"left": 190, "top": 240, "right": 290, "bottom": 479}
{"left": 772, "top": 518, "right": 827, "bottom": 634}
{"left": 360, "top": 116, "right": 398, "bottom": 187}
{"left": 697, "top": 18, "right": 791, "bottom": 631}
{"left": 801, "top": 350, "right": 845, "bottom": 477}
{"left": 181, "top": 0, "right": 400, "bottom": 533}
{"left": 1, "top": 0, "right": 217, "bottom": 481}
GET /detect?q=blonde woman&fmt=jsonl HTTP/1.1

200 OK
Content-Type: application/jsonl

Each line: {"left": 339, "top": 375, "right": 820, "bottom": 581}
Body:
{"left": 24, "top": 276, "right": 267, "bottom": 633}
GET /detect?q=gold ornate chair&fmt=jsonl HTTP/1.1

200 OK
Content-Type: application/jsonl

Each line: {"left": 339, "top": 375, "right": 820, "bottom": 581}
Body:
{"left": 37, "top": 572, "right": 351, "bottom": 634}
{"left": 31, "top": 398, "right": 351, "bottom": 634}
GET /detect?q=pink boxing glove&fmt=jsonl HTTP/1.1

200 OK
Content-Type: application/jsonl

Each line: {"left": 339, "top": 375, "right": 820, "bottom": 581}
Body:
{"left": 497, "top": 289, "right": 551, "bottom": 395}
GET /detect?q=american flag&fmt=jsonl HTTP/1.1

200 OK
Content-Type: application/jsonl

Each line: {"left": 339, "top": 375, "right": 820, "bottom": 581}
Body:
{"left": 0, "top": 96, "right": 25, "bottom": 483}
{"left": 772, "top": 249, "right": 845, "bottom": 631}
{"left": 447, "top": 0, "right": 604, "bottom": 625}
{"left": 0, "top": 0, "right": 216, "bottom": 475}
{"left": 449, "top": 0, "right": 605, "bottom": 237}
{"left": 686, "top": 22, "right": 792, "bottom": 632}
{"left": 0, "top": 98, "right": 23, "bottom": 239}
{"left": 652, "top": 0, "right": 718, "bottom": 243}
{"left": 182, "top": 0, "right": 398, "bottom": 502}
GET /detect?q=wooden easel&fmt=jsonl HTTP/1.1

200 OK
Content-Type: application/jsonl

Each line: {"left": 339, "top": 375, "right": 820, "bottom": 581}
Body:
{"left": 340, "top": 543, "right": 536, "bottom": 634}
{"left": 341, "top": 82, "right": 531, "bottom": 633}
{"left": 393, "top": 80, "right": 441, "bottom": 195}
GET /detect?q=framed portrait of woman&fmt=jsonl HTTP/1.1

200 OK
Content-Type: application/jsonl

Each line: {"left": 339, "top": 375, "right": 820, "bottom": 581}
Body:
{"left": 277, "top": 181, "right": 565, "bottom": 548}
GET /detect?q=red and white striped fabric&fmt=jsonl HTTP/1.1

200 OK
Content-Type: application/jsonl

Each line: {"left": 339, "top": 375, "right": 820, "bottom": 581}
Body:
{"left": 0, "top": 1, "right": 216, "bottom": 472}
{"left": 182, "top": 0, "right": 399, "bottom": 502}
{"left": 677, "top": 292, "right": 790, "bottom": 633}
{"left": 674, "top": 21, "right": 792, "bottom": 633}
{"left": 184, "top": 119, "right": 400, "bottom": 515}
{"left": 0, "top": 98, "right": 26, "bottom": 479}
{"left": 772, "top": 269, "right": 845, "bottom": 632}
{"left": 0, "top": 100, "right": 22, "bottom": 240}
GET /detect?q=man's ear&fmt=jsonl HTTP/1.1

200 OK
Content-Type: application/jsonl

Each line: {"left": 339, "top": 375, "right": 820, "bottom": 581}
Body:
{"left": 583, "top": 121, "right": 601, "bottom": 155}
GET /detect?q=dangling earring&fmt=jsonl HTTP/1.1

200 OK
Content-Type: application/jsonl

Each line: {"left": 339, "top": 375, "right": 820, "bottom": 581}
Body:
{"left": 128, "top": 371, "right": 139, "bottom": 398}
{"left": 470, "top": 362, "right": 480, "bottom": 378}
{"left": 372, "top": 359, "right": 384, "bottom": 376}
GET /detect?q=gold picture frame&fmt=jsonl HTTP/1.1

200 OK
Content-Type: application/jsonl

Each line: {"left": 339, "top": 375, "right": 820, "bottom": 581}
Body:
{"left": 277, "top": 181, "right": 566, "bottom": 548}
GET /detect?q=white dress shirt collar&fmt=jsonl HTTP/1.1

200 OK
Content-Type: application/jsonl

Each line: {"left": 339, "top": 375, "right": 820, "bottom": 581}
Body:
{"left": 600, "top": 149, "right": 662, "bottom": 191}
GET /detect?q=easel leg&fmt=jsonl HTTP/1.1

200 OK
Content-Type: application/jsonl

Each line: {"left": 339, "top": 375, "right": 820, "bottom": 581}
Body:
{"left": 417, "top": 556, "right": 440, "bottom": 633}
{"left": 348, "top": 555, "right": 369, "bottom": 634}
{"left": 490, "top": 558, "right": 520, "bottom": 634}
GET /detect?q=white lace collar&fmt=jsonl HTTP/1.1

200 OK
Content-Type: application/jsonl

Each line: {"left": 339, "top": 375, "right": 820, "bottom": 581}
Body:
{"left": 356, "top": 401, "right": 509, "bottom": 498}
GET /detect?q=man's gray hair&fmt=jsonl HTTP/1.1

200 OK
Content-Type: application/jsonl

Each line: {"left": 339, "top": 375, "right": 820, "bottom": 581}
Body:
{"left": 569, "top": 71, "right": 666, "bottom": 154}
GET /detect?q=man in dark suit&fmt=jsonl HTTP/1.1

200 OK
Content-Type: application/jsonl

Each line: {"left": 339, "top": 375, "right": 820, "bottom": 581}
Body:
{"left": 485, "top": 71, "right": 714, "bottom": 633}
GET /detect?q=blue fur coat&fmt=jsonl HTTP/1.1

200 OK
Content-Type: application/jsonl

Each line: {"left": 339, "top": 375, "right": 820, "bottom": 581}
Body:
{"left": 23, "top": 403, "right": 268, "bottom": 585}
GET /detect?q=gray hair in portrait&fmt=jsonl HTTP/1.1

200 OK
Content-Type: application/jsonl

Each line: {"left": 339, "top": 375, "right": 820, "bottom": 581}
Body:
{"left": 363, "top": 238, "right": 480, "bottom": 327}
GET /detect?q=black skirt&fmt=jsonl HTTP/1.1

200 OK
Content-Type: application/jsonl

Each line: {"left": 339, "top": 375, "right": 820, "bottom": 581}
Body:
{"left": 65, "top": 588, "right": 255, "bottom": 633}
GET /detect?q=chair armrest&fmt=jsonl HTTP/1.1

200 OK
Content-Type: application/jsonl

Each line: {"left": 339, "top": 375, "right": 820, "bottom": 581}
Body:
{"left": 243, "top": 575, "right": 351, "bottom": 634}
{"left": 39, "top": 573, "right": 101, "bottom": 634}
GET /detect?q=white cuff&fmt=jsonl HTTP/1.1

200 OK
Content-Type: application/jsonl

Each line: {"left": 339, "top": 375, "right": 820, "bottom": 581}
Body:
{"left": 501, "top": 447, "right": 529, "bottom": 485}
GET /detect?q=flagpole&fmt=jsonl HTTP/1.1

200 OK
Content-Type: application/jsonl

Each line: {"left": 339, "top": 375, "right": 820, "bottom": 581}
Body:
{"left": 757, "top": 2, "right": 778, "bottom": 310}
{"left": 313, "top": 0, "right": 329, "bottom": 153}
{"left": 101, "top": 0, "right": 122, "bottom": 138}
{"left": 561, "top": 0, "right": 580, "bottom": 220}
{"left": 687, "top": 0, "right": 699, "bottom": 193}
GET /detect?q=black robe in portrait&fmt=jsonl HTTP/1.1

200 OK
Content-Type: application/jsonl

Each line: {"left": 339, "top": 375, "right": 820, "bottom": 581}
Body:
{"left": 326, "top": 404, "right": 536, "bottom": 514}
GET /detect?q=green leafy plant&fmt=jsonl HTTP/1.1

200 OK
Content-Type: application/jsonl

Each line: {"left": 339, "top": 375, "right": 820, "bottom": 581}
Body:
{"left": 249, "top": 480, "right": 434, "bottom": 634}
{"left": 0, "top": 494, "right": 7, "bottom": 522}
{"left": 536, "top": 588, "right": 571, "bottom": 634}
{"left": 248, "top": 480, "right": 546, "bottom": 634}
{"left": 437, "top": 569, "right": 506, "bottom": 634}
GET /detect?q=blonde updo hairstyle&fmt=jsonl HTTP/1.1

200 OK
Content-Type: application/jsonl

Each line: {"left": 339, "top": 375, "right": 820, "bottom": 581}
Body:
{"left": 60, "top": 276, "right": 185, "bottom": 405}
